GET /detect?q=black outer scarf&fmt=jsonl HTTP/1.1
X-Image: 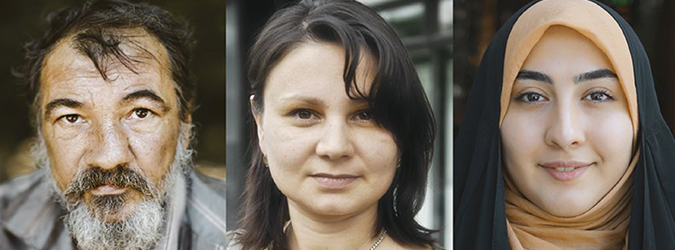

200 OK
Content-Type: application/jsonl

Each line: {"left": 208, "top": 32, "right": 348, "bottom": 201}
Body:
{"left": 453, "top": 0, "right": 675, "bottom": 249}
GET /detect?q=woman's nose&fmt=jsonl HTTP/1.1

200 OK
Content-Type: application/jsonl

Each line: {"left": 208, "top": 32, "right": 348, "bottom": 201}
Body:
{"left": 315, "top": 119, "right": 355, "bottom": 161}
{"left": 545, "top": 102, "right": 586, "bottom": 150}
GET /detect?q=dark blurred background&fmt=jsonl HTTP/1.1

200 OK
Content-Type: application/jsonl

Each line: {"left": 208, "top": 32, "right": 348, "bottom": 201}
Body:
{"left": 0, "top": 0, "right": 224, "bottom": 182}
{"left": 454, "top": 0, "right": 675, "bottom": 139}
{"left": 226, "top": 0, "right": 452, "bottom": 245}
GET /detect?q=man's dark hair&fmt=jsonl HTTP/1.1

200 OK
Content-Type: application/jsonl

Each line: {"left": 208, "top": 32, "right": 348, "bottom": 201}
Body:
{"left": 16, "top": 0, "right": 195, "bottom": 126}
{"left": 240, "top": 0, "right": 437, "bottom": 248}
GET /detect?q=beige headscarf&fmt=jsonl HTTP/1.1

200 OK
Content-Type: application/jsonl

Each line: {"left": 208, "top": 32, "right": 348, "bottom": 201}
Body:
{"left": 499, "top": 0, "right": 639, "bottom": 249}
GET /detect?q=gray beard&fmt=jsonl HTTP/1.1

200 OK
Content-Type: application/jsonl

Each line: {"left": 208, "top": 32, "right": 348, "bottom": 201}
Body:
{"left": 34, "top": 123, "right": 193, "bottom": 250}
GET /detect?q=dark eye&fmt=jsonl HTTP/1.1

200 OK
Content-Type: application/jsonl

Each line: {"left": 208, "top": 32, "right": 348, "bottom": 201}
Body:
{"left": 292, "top": 109, "right": 316, "bottom": 120}
{"left": 516, "top": 92, "right": 547, "bottom": 103}
{"left": 298, "top": 110, "right": 311, "bottom": 119}
{"left": 133, "top": 108, "right": 150, "bottom": 119}
{"left": 64, "top": 114, "right": 80, "bottom": 123}
{"left": 585, "top": 90, "right": 615, "bottom": 103}
{"left": 355, "top": 110, "right": 372, "bottom": 121}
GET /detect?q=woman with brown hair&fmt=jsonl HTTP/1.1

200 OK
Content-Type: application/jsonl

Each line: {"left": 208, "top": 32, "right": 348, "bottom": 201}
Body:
{"left": 228, "top": 0, "right": 438, "bottom": 249}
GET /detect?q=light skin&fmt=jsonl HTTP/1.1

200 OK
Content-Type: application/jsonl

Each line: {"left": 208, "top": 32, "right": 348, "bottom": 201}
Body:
{"left": 254, "top": 42, "right": 422, "bottom": 249}
{"left": 501, "top": 26, "right": 634, "bottom": 217}
{"left": 40, "top": 29, "right": 185, "bottom": 222}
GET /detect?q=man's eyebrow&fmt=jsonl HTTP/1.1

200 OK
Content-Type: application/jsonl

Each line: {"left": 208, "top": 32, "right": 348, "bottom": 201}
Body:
{"left": 121, "top": 89, "right": 169, "bottom": 111}
{"left": 44, "top": 98, "right": 83, "bottom": 118}
{"left": 516, "top": 70, "right": 553, "bottom": 84}
{"left": 574, "top": 69, "right": 618, "bottom": 83}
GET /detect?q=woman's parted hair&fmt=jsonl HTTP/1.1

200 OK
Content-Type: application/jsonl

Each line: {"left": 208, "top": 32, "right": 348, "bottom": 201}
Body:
{"left": 240, "top": 0, "right": 436, "bottom": 249}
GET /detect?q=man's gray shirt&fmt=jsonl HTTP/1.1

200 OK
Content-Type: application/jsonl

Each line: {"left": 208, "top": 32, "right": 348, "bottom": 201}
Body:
{"left": 0, "top": 169, "right": 226, "bottom": 249}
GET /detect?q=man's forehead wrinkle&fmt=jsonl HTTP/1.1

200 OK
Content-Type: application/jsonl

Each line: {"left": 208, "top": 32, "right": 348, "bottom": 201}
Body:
{"left": 64, "top": 28, "right": 169, "bottom": 82}
{"left": 43, "top": 41, "right": 165, "bottom": 86}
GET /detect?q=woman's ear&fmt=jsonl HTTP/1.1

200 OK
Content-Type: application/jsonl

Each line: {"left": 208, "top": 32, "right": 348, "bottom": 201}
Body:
{"left": 251, "top": 95, "right": 266, "bottom": 155}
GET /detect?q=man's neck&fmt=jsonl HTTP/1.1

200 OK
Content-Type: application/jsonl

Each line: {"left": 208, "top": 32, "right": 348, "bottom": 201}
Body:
{"left": 286, "top": 200, "right": 381, "bottom": 250}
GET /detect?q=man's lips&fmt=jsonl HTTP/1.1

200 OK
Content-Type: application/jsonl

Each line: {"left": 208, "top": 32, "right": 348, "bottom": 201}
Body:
{"left": 89, "top": 184, "right": 127, "bottom": 196}
{"left": 310, "top": 173, "right": 360, "bottom": 189}
{"left": 540, "top": 161, "right": 593, "bottom": 181}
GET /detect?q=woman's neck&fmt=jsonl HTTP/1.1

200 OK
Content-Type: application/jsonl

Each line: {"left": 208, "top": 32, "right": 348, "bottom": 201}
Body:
{"left": 286, "top": 200, "right": 382, "bottom": 250}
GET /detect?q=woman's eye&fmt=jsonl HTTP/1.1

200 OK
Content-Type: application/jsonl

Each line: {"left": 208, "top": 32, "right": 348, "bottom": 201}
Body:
{"left": 291, "top": 109, "right": 317, "bottom": 120}
{"left": 584, "top": 90, "right": 615, "bottom": 103}
{"left": 516, "top": 92, "right": 547, "bottom": 103}
{"left": 354, "top": 110, "right": 373, "bottom": 121}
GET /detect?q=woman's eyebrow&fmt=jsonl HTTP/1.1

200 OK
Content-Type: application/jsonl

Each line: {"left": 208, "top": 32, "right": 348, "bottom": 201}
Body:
{"left": 574, "top": 69, "right": 618, "bottom": 83}
{"left": 516, "top": 70, "right": 553, "bottom": 84}
{"left": 279, "top": 95, "right": 328, "bottom": 108}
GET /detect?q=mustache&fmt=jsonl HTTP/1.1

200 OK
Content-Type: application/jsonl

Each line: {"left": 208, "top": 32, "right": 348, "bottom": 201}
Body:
{"left": 63, "top": 166, "right": 158, "bottom": 204}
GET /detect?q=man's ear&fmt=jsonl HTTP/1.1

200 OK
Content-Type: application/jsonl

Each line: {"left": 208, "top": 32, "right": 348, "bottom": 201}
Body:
{"left": 251, "top": 95, "right": 266, "bottom": 155}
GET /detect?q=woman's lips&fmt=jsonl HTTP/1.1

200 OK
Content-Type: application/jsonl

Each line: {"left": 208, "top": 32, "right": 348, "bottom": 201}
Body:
{"left": 90, "top": 184, "right": 127, "bottom": 196}
{"left": 310, "top": 174, "right": 359, "bottom": 189}
{"left": 540, "top": 161, "right": 593, "bottom": 181}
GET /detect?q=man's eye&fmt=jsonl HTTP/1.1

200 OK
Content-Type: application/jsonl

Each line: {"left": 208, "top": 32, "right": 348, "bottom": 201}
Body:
{"left": 516, "top": 92, "right": 548, "bottom": 103}
{"left": 135, "top": 109, "right": 149, "bottom": 118}
{"left": 130, "top": 108, "right": 154, "bottom": 120}
{"left": 62, "top": 114, "right": 80, "bottom": 123}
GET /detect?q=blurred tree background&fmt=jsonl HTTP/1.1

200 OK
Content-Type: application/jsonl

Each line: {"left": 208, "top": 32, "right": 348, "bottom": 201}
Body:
{"left": 0, "top": 0, "right": 225, "bottom": 182}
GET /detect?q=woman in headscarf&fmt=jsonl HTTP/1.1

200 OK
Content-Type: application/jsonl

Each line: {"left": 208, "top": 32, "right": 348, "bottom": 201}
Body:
{"left": 454, "top": 0, "right": 675, "bottom": 249}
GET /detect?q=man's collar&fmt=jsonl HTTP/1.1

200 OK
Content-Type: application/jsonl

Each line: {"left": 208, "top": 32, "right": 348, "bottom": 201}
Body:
{"left": 1, "top": 170, "right": 72, "bottom": 249}
{"left": 184, "top": 170, "right": 226, "bottom": 248}
{"left": 154, "top": 167, "right": 188, "bottom": 250}
{"left": 0, "top": 169, "right": 227, "bottom": 249}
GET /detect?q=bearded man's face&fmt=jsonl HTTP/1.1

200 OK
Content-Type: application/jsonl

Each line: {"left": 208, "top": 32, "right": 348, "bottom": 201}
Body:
{"left": 36, "top": 28, "right": 190, "bottom": 249}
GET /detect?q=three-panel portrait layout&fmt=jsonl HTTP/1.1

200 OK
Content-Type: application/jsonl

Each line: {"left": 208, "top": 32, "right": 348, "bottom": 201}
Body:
{"left": 0, "top": 0, "right": 672, "bottom": 249}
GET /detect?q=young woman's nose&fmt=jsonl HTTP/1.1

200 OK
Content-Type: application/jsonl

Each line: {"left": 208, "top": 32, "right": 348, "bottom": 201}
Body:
{"left": 545, "top": 101, "right": 586, "bottom": 150}
{"left": 315, "top": 119, "right": 355, "bottom": 161}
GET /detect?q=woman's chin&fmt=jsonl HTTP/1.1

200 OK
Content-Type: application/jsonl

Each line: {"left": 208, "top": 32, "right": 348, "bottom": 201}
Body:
{"left": 309, "top": 200, "right": 361, "bottom": 216}
{"left": 293, "top": 196, "right": 375, "bottom": 218}
{"left": 536, "top": 192, "right": 598, "bottom": 217}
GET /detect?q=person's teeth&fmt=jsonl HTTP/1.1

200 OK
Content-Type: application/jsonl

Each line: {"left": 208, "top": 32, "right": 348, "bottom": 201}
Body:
{"left": 555, "top": 167, "right": 574, "bottom": 171}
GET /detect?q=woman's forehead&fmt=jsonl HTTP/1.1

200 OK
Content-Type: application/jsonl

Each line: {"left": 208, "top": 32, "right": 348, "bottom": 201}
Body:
{"left": 265, "top": 42, "right": 377, "bottom": 100}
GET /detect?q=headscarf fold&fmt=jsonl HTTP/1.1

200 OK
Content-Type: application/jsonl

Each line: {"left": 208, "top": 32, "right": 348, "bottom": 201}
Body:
{"left": 454, "top": 0, "right": 675, "bottom": 249}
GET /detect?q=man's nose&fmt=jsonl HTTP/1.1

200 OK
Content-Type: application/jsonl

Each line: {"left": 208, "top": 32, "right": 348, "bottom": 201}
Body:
{"left": 84, "top": 120, "right": 133, "bottom": 169}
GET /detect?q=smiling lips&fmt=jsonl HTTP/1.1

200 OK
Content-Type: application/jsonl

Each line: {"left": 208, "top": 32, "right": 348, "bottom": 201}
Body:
{"left": 310, "top": 174, "right": 359, "bottom": 189}
{"left": 540, "top": 161, "right": 593, "bottom": 181}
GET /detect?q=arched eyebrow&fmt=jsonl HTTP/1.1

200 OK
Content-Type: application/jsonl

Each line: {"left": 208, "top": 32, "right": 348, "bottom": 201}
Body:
{"left": 516, "top": 70, "right": 553, "bottom": 84}
{"left": 573, "top": 69, "right": 618, "bottom": 83}
{"left": 516, "top": 69, "right": 617, "bottom": 85}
